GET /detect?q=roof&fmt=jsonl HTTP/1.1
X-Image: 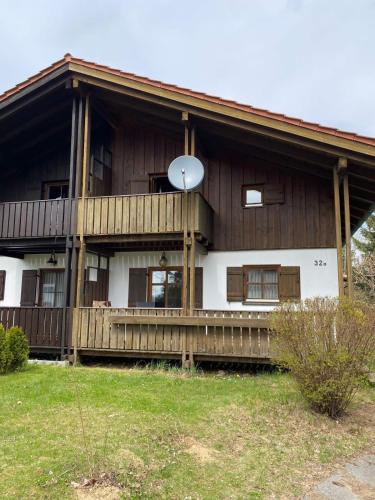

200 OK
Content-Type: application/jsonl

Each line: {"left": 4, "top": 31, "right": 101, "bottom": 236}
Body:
{"left": 1, "top": 53, "right": 375, "bottom": 147}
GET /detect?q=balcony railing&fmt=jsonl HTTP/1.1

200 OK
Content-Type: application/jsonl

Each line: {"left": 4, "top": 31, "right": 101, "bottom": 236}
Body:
{"left": 0, "top": 307, "right": 67, "bottom": 349}
{"left": 0, "top": 199, "right": 76, "bottom": 239}
{"left": 78, "top": 192, "right": 213, "bottom": 243}
{"left": 74, "top": 308, "right": 271, "bottom": 360}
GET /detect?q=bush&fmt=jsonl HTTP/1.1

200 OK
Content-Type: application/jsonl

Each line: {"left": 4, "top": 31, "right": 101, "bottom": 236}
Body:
{"left": 270, "top": 297, "right": 375, "bottom": 418}
{"left": 6, "top": 327, "right": 29, "bottom": 372}
{"left": 0, "top": 324, "right": 9, "bottom": 374}
{"left": 0, "top": 324, "right": 29, "bottom": 375}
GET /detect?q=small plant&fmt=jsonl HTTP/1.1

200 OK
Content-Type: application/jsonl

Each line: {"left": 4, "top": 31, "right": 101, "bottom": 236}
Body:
{"left": 270, "top": 297, "right": 375, "bottom": 418}
{"left": 0, "top": 324, "right": 29, "bottom": 375}
{"left": 6, "top": 327, "right": 29, "bottom": 372}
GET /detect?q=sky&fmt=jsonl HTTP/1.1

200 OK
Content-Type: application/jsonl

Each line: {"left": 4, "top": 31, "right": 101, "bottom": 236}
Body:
{"left": 1, "top": 0, "right": 375, "bottom": 138}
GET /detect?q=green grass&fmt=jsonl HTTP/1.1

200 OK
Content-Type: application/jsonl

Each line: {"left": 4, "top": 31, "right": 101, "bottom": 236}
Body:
{"left": 0, "top": 364, "right": 374, "bottom": 499}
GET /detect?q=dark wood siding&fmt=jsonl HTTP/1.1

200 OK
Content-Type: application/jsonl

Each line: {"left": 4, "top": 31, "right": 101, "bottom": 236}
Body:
{"left": 112, "top": 123, "right": 183, "bottom": 196}
{"left": 0, "top": 146, "right": 69, "bottom": 202}
{"left": 111, "top": 121, "right": 335, "bottom": 251}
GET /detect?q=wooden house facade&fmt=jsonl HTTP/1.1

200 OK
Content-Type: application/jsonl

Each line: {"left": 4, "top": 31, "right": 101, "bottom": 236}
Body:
{"left": 0, "top": 54, "right": 374, "bottom": 364}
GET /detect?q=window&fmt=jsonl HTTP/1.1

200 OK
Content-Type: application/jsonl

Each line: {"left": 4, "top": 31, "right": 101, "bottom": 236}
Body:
{"left": 242, "top": 185, "right": 263, "bottom": 207}
{"left": 244, "top": 266, "right": 279, "bottom": 301}
{"left": 151, "top": 175, "right": 179, "bottom": 193}
{"left": 43, "top": 181, "right": 69, "bottom": 200}
{"left": 40, "top": 270, "right": 64, "bottom": 307}
{"left": 148, "top": 268, "right": 182, "bottom": 308}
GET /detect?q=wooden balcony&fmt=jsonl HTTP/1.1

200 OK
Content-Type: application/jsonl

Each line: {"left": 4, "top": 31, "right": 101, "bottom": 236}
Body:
{"left": 0, "top": 199, "right": 76, "bottom": 239}
{"left": 74, "top": 308, "right": 271, "bottom": 362}
{"left": 0, "top": 307, "right": 68, "bottom": 351}
{"left": 78, "top": 192, "right": 213, "bottom": 243}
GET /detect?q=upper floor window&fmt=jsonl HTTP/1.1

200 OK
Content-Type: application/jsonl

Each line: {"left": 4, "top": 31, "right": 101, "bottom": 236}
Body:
{"left": 242, "top": 185, "right": 263, "bottom": 207}
{"left": 151, "top": 175, "right": 179, "bottom": 193}
{"left": 42, "top": 181, "right": 69, "bottom": 200}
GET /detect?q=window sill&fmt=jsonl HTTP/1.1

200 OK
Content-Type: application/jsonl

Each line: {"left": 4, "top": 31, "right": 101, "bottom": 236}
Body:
{"left": 243, "top": 300, "right": 280, "bottom": 306}
{"left": 243, "top": 204, "right": 263, "bottom": 209}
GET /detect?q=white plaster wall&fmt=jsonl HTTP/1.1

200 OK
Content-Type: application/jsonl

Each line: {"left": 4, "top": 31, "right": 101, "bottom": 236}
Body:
{"left": 108, "top": 248, "right": 338, "bottom": 310}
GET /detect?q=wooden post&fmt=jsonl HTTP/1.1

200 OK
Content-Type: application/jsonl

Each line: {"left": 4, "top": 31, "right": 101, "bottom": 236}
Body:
{"left": 74, "top": 95, "right": 91, "bottom": 364}
{"left": 343, "top": 173, "right": 353, "bottom": 298}
{"left": 181, "top": 114, "right": 190, "bottom": 366}
{"left": 61, "top": 96, "right": 78, "bottom": 360}
{"left": 333, "top": 164, "right": 344, "bottom": 297}
{"left": 189, "top": 127, "right": 197, "bottom": 316}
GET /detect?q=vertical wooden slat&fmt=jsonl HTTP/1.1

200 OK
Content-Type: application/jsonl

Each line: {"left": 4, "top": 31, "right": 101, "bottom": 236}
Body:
{"left": 151, "top": 195, "right": 159, "bottom": 233}
{"left": 100, "top": 197, "right": 109, "bottom": 234}
{"left": 144, "top": 195, "right": 152, "bottom": 233}
{"left": 129, "top": 196, "right": 137, "bottom": 233}
{"left": 115, "top": 197, "right": 123, "bottom": 234}
{"left": 107, "top": 197, "right": 116, "bottom": 235}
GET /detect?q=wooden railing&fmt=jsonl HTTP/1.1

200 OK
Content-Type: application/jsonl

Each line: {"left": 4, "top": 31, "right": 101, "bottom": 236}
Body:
{"left": 0, "top": 307, "right": 67, "bottom": 349}
{"left": 78, "top": 192, "right": 213, "bottom": 242}
{"left": 74, "top": 308, "right": 271, "bottom": 360}
{"left": 0, "top": 199, "right": 76, "bottom": 239}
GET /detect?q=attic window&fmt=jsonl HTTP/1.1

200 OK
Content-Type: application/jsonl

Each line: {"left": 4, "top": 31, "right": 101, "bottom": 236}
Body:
{"left": 242, "top": 185, "right": 263, "bottom": 207}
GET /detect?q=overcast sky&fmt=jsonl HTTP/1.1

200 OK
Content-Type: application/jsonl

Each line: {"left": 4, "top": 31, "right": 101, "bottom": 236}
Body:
{"left": 1, "top": 0, "right": 375, "bottom": 137}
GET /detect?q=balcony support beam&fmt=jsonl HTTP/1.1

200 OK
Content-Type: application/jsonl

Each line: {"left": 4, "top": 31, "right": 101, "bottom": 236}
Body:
{"left": 73, "top": 94, "right": 91, "bottom": 364}
{"left": 333, "top": 159, "right": 344, "bottom": 297}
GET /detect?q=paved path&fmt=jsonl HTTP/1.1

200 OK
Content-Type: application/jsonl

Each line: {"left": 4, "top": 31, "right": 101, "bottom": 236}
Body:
{"left": 304, "top": 454, "right": 375, "bottom": 499}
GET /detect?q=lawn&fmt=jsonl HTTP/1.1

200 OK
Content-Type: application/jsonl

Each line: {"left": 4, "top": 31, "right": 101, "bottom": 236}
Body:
{"left": 1, "top": 364, "right": 374, "bottom": 499}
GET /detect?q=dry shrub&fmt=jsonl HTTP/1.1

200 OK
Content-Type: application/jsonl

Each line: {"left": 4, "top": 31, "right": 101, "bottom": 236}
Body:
{"left": 270, "top": 297, "right": 375, "bottom": 418}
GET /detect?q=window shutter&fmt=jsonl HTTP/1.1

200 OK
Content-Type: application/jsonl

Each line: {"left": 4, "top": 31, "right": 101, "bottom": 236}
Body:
{"left": 227, "top": 267, "right": 243, "bottom": 302}
{"left": 0, "top": 271, "right": 5, "bottom": 300}
{"left": 128, "top": 268, "right": 147, "bottom": 307}
{"left": 279, "top": 266, "right": 301, "bottom": 301}
{"left": 195, "top": 267, "right": 203, "bottom": 309}
{"left": 20, "top": 270, "right": 39, "bottom": 306}
{"left": 264, "top": 184, "right": 284, "bottom": 204}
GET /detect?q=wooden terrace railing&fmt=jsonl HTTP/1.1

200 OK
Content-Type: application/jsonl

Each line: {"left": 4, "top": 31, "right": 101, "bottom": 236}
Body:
{"left": 0, "top": 307, "right": 67, "bottom": 349}
{"left": 74, "top": 308, "right": 271, "bottom": 360}
{"left": 0, "top": 199, "right": 76, "bottom": 239}
{"left": 78, "top": 192, "right": 213, "bottom": 242}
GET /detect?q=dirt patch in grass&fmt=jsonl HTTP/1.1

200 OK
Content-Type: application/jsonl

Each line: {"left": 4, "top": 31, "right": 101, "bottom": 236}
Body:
{"left": 181, "top": 436, "right": 219, "bottom": 463}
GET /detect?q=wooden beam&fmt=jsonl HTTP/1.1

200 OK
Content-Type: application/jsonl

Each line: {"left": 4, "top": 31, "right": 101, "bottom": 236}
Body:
{"left": 343, "top": 174, "right": 353, "bottom": 298}
{"left": 333, "top": 165, "right": 344, "bottom": 297}
{"left": 74, "top": 95, "right": 91, "bottom": 363}
{"left": 70, "top": 68, "right": 375, "bottom": 162}
{"left": 189, "top": 127, "right": 197, "bottom": 317}
{"left": 108, "top": 315, "right": 269, "bottom": 328}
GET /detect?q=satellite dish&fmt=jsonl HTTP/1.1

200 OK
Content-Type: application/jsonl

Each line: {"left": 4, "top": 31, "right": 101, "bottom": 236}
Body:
{"left": 168, "top": 155, "right": 204, "bottom": 192}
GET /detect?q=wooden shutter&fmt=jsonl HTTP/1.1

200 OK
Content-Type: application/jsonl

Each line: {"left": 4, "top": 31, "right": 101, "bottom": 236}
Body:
{"left": 20, "top": 270, "right": 38, "bottom": 306}
{"left": 227, "top": 267, "right": 243, "bottom": 301}
{"left": 128, "top": 268, "right": 148, "bottom": 307}
{"left": 0, "top": 271, "right": 5, "bottom": 300}
{"left": 279, "top": 266, "right": 301, "bottom": 301}
{"left": 264, "top": 184, "right": 284, "bottom": 204}
{"left": 195, "top": 267, "right": 203, "bottom": 309}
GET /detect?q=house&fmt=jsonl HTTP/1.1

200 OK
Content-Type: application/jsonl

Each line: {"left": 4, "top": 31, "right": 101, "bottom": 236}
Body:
{"left": 0, "top": 54, "right": 374, "bottom": 365}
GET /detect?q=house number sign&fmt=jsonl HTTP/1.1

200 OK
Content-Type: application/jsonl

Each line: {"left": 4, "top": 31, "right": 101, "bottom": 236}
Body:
{"left": 314, "top": 260, "right": 327, "bottom": 267}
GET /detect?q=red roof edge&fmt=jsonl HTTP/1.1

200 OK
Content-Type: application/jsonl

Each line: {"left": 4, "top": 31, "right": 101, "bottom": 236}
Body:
{"left": 1, "top": 54, "right": 375, "bottom": 147}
